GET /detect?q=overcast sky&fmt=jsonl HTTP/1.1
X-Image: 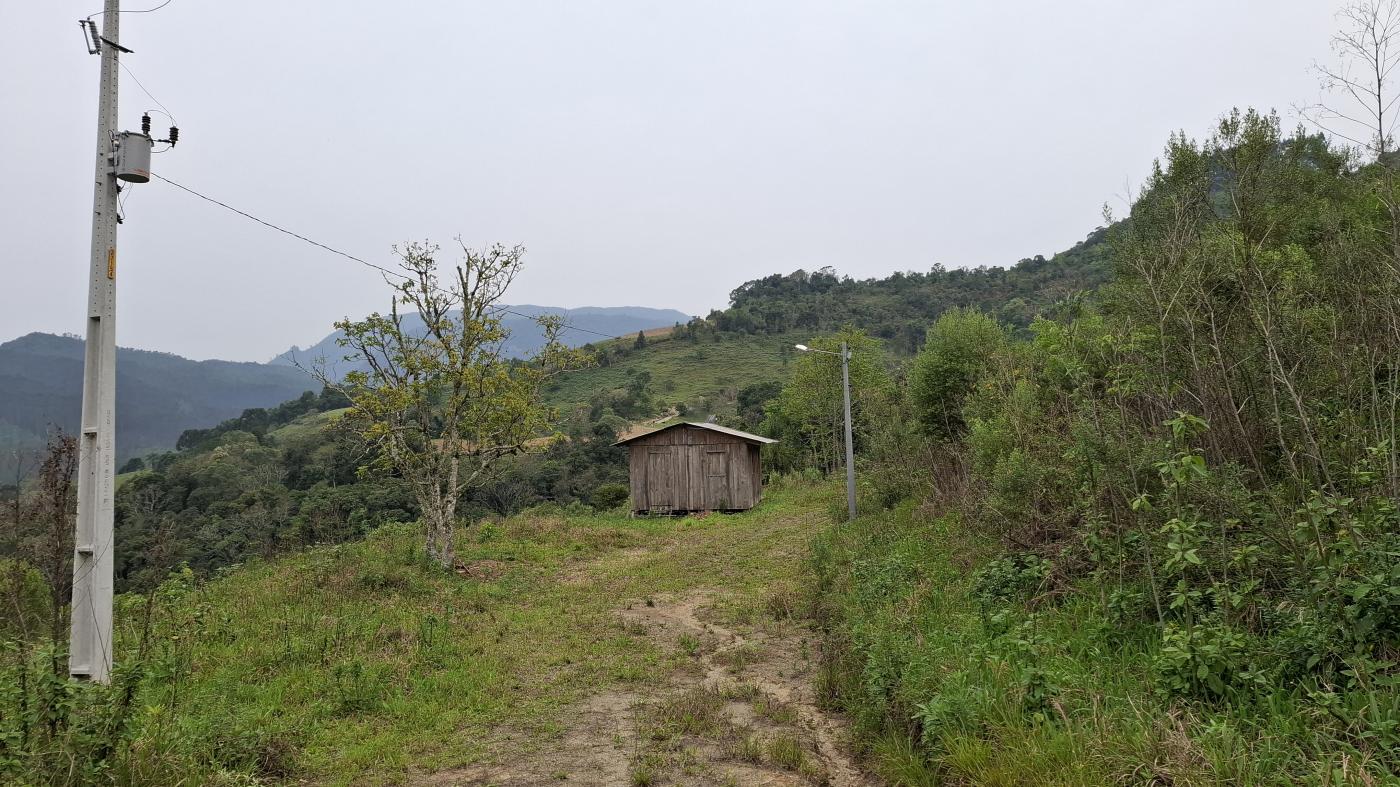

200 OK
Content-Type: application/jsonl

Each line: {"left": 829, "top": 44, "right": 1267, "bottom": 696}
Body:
{"left": 0, "top": 1, "right": 1344, "bottom": 362}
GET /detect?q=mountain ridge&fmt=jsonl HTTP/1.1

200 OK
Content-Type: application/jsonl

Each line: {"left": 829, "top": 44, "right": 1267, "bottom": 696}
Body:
{"left": 268, "top": 304, "right": 692, "bottom": 372}
{"left": 0, "top": 304, "right": 692, "bottom": 478}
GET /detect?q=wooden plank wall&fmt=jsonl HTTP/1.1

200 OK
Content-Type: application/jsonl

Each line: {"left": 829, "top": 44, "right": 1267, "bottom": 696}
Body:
{"left": 627, "top": 426, "right": 763, "bottom": 512}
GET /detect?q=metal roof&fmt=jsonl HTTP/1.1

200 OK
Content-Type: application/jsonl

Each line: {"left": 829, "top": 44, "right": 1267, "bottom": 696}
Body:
{"left": 613, "top": 421, "right": 778, "bottom": 446}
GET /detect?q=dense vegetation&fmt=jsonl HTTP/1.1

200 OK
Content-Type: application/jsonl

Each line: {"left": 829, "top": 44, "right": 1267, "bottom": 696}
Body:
{"left": 807, "top": 112, "right": 1400, "bottom": 783}
{"left": 711, "top": 229, "right": 1108, "bottom": 353}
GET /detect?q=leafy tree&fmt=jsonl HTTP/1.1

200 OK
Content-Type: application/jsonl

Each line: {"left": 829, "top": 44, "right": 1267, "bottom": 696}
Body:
{"left": 318, "top": 241, "right": 589, "bottom": 568}
{"left": 736, "top": 380, "right": 783, "bottom": 431}
{"left": 762, "top": 329, "right": 891, "bottom": 474}
{"left": 909, "top": 308, "right": 1009, "bottom": 440}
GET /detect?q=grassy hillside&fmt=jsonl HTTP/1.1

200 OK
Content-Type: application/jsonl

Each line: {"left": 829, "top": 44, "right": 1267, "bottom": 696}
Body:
{"left": 547, "top": 329, "right": 806, "bottom": 420}
{"left": 811, "top": 503, "right": 1382, "bottom": 785}
{"left": 2, "top": 482, "right": 838, "bottom": 785}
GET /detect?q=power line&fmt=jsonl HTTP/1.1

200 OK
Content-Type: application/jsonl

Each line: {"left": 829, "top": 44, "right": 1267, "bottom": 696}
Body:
{"left": 149, "top": 173, "right": 619, "bottom": 340}
{"left": 117, "top": 60, "right": 176, "bottom": 124}
{"left": 86, "top": 0, "right": 176, "bottom": 17}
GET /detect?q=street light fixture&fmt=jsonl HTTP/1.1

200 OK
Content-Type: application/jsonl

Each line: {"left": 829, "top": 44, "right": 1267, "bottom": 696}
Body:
{"left": 794, "top": 342, "right": 857, "bottom": 521}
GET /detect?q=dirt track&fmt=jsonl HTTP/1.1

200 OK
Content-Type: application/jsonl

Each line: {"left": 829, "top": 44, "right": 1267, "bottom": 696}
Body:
{"left": 420, "top": 516, "right": 874, "bottom": 787}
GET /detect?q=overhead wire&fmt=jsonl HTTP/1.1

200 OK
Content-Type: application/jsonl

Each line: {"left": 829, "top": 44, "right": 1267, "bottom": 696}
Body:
{"left": 148, "top": 173, "right": 620, "bottom": 341}
{"left": 86, "top": 0, "right": 177, "bottom": 18}
{"left": 117, "top": 182, "right": 133, "bottom": 223}
{"left": 117, "top": 60, "right": 176, "bottom": 124}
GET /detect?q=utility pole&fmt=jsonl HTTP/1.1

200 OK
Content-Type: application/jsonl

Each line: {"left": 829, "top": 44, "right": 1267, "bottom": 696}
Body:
{"left": 794, "top": 341, "right": 858, "bottom": 522}
{"left": 71, "top": 0, "right": 122, "bottom": 684}
{"left": 840, "top": 341, "right": 856, "bottom": 522}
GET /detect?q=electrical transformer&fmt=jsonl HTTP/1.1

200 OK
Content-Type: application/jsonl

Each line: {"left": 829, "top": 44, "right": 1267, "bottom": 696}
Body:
{"left": 114, "top": 131, "right": 152, "bottom": 183}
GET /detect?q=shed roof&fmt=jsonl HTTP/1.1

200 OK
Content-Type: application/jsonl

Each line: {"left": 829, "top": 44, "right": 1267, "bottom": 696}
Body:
{"left": 613, "top": 421, "right": 778, "bottom": 446}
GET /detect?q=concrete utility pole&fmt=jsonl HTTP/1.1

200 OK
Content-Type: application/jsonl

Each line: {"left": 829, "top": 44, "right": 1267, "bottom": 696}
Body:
{"left": 71, "top": 0, "right": 122, "bottom": 684}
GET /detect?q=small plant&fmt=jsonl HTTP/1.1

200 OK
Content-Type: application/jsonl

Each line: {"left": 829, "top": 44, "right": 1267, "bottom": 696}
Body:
{"left": 764, "top": 584, "right": 803, "bottom": 620}
{"left": 330, "top": 658, "right": 385, "bottom": 715}
{"left": 766, "top": 733, "right": 807, "bottom": 770}
{"left": 714, "top": 644, "right": 763, "bottom": 670}
{"left": 678, "top": 633, "right": 701, "bottom": 658}
{"left": 971, "top": 553, "right": 1050, "bottom": 607}
{"left": 728, "top": 734, "right": 764, "bottom": 763}
{"left": 476, "top": 520, "right": 502, "bottom": 543}
{"left": 753, "top": 697, "right": 798, "bottom": 725}
{"left": 1153, "top": 620, "right": 1253, "bottom": 699}
{"left": 649, "top": 686, "right": 727, "bottom": 738}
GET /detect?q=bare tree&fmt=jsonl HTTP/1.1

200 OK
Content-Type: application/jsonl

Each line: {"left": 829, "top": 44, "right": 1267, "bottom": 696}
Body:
{"left": 4, "top": 432, "right": 80, "bottom": 645}
{"left": 1303, "top": 0, "right": 1400, "bottom": 156}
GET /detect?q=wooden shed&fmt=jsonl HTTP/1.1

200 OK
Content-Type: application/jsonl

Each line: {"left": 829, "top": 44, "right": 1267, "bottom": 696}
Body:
{"left": 615, "top": 422, "right": 777, "bottom": 514}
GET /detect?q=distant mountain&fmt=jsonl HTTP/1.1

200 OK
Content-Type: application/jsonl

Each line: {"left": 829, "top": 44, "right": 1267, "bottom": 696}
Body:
{"left": 270, "top": 305, "right": 692, "bottom": 377}
{"left": 0, "top": 306, "right": 689, "bottom": 479}
{"left": 0, "top": 333, "right": 317, "bottom": 479}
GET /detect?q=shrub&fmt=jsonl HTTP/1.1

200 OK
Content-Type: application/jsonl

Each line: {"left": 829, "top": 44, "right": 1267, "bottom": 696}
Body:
{"left": 589, "top": 483, "right": 630, "bottom": 511}
{"left": 909, "top": 308, "right": 1009, "bottom": 441}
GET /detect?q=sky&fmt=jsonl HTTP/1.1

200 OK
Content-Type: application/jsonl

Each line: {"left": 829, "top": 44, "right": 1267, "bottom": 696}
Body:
{"left": 0, "top": 1, "right": 1346, "bottom": 362}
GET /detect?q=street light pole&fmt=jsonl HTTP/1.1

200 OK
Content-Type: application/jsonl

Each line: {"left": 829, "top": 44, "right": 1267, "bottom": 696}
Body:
{"left": 794, "top": 342, "right": 857, "bottom": 522}
{"left": 839, "top": 341, "right": 856, "bottom": 521}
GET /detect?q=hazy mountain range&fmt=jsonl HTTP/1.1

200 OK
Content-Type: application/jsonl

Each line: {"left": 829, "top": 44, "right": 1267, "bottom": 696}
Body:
{"left": 0, "top": 305, "right": 689, "bottom": 479}
{"left": 270, "top": 305, "right": 690, "bottom": 376}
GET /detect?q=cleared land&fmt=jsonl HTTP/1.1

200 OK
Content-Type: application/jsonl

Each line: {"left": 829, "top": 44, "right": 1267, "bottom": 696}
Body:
{"left": 544, "top": 331, "right": 803, "bottom": 418}
{"left": 131, "top": 482, "right": 865, "bottom": 785}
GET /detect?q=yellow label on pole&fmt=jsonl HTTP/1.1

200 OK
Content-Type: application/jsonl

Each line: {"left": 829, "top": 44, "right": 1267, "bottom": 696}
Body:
{"left": 107, "top": 249, "right": 115, "bottom": 280}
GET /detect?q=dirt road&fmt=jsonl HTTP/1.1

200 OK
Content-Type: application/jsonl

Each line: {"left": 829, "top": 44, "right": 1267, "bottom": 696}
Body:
{"left": 421, "top": 501, "right": 874, "bottom": 786}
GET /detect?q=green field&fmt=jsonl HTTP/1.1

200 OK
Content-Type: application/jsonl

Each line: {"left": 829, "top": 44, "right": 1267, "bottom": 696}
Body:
{"left": 10, "top": 482, "right": 836, "bottom": 785}
{"left": 545, "top": 330, "right": 806, "bottom": 418}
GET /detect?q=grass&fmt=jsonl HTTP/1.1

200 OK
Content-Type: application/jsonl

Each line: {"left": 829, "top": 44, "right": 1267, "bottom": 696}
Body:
{"left": 82, "top": 480, "right": 828, "bottom": 785}
{"left": 811, "top": 499, "right": 1400, "bottom": 786}
{"left": 545, "top": 330, "right": 804, "bottom": 417}
{"left": 765, "top": 732, "right": 807, "bottom": 770}
{"left": 647, "top": 685, "right": 729, "bottom": 739}
{"left": 264, "top": 406, "right": 348, "bottom": 444}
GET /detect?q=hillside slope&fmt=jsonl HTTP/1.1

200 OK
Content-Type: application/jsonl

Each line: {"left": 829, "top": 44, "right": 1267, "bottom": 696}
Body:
{"left": 0, "top": 332, "right": 317, "bottom": 476}
{"left": 1, "top": 483, "right": 857, "bottom": 785}
{"left": 547, "top": 329, "right": 803, "bottom": 421}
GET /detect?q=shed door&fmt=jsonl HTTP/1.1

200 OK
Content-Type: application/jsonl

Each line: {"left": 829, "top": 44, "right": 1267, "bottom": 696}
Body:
{"left": 647, "top": 449, "right": 671, "bottom": 509}
{"left": 704, "top": 448, "right": 729, "bottom": 509}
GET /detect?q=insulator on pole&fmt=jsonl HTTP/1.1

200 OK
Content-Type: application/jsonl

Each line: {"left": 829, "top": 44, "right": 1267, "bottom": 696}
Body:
{"left": 167, "top": 126, "right": 179, "bottom": 146}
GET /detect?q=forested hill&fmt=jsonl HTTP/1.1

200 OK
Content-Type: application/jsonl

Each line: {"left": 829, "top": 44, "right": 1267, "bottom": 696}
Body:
{"left": 0, "top": 333, "right": 316, "bottom": 477}
{"left": 706, "top": 227, "right": 1110, "bottom": 353}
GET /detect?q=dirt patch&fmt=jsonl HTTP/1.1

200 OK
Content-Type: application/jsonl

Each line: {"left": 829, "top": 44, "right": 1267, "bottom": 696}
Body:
{"left": 429, "top": 591, "right": 873, "bottom": 786}
{"left": 558, "top": 546, "right": 652, "bottom": 587}
{"left": 420, "top": 690, "right": 643, "bottom": 786}
{"left": 619, "top": 591, "right": 872, "bottom": 787}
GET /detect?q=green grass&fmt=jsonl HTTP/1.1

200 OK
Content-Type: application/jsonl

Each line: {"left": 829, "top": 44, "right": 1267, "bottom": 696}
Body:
{"left": 264, "top": 406, "right": 349, "bottom": 445}
{"left": 545, "top": 331, "right": 804, "bottom": 417}
{"left": 78, "top": 481, "right": 828, "bottom": 785}
{"left": 114, "top": 469, "right": 151, "bottom": 491}
{"left": 812, "top": 500, "right": 1400, "bottom": 786}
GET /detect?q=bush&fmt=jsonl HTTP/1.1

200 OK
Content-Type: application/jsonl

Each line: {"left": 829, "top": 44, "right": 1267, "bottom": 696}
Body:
{"left": 589, "top": 483, "right": 630, "bottom": 511}
{"left": 909, "top": 308, "right": 1008, "bottom": 440}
